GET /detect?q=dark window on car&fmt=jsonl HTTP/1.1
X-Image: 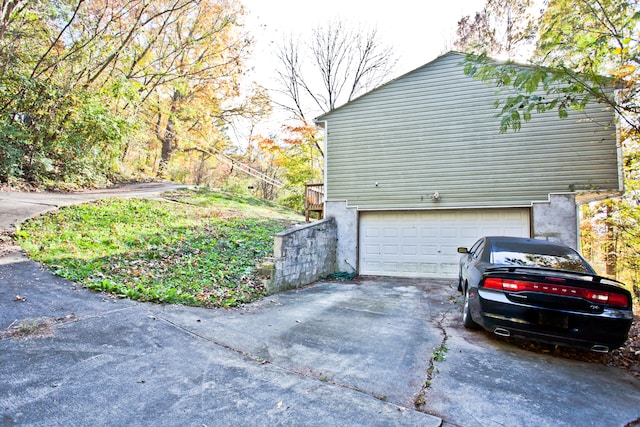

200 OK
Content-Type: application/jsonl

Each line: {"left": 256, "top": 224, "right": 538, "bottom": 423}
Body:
{"left": 490, "top": 243, "right": 590, "bottom": 272}
{"left": 472, "top": 241, "right": 485, "bottom": 261}
{"left": 469, "top": 239, "right": 483, "bottom": 254}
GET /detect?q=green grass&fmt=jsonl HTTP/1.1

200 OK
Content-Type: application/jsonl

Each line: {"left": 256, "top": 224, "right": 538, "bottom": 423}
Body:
{"left": 15, "top": 188, "right": 301, "bottom": 307}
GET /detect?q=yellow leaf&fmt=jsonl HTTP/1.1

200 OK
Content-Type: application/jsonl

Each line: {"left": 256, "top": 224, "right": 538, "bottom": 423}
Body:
{"left": 616, "top": 64, "right": 636, "bottom": 78}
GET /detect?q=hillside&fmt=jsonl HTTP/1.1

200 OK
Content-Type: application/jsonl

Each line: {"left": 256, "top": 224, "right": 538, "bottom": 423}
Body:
{"left": 15, "top": 188, "right": 303, "bottom": 307}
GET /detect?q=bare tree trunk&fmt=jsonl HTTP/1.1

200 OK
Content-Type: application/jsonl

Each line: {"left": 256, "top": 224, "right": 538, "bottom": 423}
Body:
{"left": 0, "top": 0, "right": 26, "bottom": 42}
{"left": 156, "top": 89, "right": 181, "bottom": 175}
{"left": 159, "top": 114, "right": 175, "bottom": 166}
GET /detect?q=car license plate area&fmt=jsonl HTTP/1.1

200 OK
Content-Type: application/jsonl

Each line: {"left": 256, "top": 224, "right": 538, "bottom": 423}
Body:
{"left": 538, "top": 311, "right": 568, "bottom": 329}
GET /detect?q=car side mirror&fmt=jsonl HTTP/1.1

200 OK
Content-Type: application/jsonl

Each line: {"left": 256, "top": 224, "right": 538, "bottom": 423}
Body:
{"left": 457, "top": 247, "right": 469, "bottom": 254}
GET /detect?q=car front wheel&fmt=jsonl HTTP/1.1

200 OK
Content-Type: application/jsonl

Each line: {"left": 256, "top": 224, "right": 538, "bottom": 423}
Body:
{"left": 462, "top": 285, "right": 480, "bottom": 330}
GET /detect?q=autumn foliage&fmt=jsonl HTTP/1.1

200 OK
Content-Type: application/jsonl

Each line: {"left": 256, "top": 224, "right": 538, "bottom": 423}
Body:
{"left": 0, "top": 0, "right": 262, "bottom": 188}
{"left": 251, "top": 121, "right": 323, "bottom": 211}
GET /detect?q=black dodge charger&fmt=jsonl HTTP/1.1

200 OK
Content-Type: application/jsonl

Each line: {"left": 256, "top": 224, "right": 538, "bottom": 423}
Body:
{"left": 457, "top": 236, "right": 633, "bottom": 352}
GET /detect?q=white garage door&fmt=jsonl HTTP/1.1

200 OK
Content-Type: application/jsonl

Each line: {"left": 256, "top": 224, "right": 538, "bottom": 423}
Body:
{"left": 359, "top": 209, "right": 530, "bottom": 279}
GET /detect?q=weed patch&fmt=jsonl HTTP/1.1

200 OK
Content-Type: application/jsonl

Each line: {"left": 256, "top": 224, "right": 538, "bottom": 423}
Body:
{"left": 1, "top": 314, "right": 76, "bottom": 340}
{"left": 15, "top": 189, "right": 300, "bottom": 307}
{"left": 415, "top": 311, "right": 451, "bottom": 410}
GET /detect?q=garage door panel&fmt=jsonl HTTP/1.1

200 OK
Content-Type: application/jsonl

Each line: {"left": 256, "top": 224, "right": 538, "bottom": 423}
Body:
{"left": 402, "top": 244, "right": 418, "bottom": 256}
{"left": 441, "top": 263, "right": 460, "bottom": 276}
{"left": 359, "top": 209, "right": 530, "bottom": 279}
{"left": 483, "top": 226, "right": 503, "bottom": 235}
{"left": 401, "top": 227, "right": 418, "bottom": 238}
{"left": 441, "top": 243, "right": 459, "bottom": 254}
{"left": 504, "top": 226, "right": 528, "bottom": 235}
{"left": 382, "top": 261, "right": 399, "bottom": 272}
{"left": 363, "top": 226, "right": 380, "bottom": 238}
{"left": 460, "top": 227, "right": 479, "bottom": 239}
{"left": 402, "top": 263, "right": 419, "bottom": 273}
{"left": 363, "top": 245, "right": 380, "bottom": 255}
{"left": 420, "top": 226, "right": 437, "bottom": 237}
{"left": 420, "top": 245, "right": 437, "bottom": 256}
{"left": 382, "top": 244, "right": 399, "bottom": 256}
{"left": 420, "top": 264, "right": 437, "bottom": 275}
{"left": 441, "top": 227, "right": 459, "bottom": 238}
{"left": 383, "top": 228, "right": 398, "bottom": 238}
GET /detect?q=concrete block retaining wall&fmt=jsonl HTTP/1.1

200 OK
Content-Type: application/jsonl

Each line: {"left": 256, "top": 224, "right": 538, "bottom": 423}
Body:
{"left": 263, "top": 217, "right": 337, "bottom": 294}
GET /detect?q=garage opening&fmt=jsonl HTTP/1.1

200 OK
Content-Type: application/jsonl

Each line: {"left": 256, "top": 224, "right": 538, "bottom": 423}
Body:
{"left": 359, "top": 208, "right": 531, "bottom": 278}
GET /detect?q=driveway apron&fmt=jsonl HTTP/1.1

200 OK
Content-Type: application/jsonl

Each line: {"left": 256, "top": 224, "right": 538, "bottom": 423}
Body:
{"left": 0, "top": 248, "right": 443, "bottom": 425}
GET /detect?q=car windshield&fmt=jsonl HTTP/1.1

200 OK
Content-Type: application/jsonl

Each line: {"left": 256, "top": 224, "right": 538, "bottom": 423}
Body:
{"left": 491, "top": 245, "right": 590, "bottom": 273}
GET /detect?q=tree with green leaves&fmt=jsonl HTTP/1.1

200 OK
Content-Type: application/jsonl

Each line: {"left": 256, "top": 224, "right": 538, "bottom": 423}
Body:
{"left": 462, "top": 0, "right": 639, "bottom": 134}
{"left": 0, "top": 0, "right": 261, "bottom": 187}
{"left": 0, "top": 0, "right": 134, "bottom": 185}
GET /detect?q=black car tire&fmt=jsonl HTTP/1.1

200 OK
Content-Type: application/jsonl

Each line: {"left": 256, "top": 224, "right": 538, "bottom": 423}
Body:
{"left": 462, "top": 286, "right": 481, "bottom": 330}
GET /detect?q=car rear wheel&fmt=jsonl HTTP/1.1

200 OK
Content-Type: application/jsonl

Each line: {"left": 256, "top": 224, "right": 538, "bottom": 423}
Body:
{"left": 462, "top": 285, "right": 480, "bottom": 330}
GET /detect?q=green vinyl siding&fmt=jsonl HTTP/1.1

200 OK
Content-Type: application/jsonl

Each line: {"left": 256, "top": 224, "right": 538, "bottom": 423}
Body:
{"left": 319, "top": 52, "right": 620, "bottom": 210}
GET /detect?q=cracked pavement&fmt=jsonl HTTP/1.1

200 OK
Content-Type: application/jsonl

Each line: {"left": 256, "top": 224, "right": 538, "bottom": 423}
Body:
{"left": 0, "top": 249, "right": 444, "bottom": 425}
{"left": 1, "top": 184, "right": 640, "bottom": 426}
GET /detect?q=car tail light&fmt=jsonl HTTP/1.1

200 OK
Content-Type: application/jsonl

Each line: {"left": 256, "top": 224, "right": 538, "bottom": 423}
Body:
{"left": 481, "top": 277, "right": 630, "bottom": 308}
{"left": 605, "top": 292, "right": 630, "bottom": 307}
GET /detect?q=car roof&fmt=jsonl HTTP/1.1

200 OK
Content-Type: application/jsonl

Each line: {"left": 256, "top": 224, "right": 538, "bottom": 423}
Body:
{"left": 483, "top": 236, "right": 571, "bottom": 248}
{"left": 479, "top": 236, "right": 594, "bottom": 273}
{"left": 482, "top": 236, "right": 582, "bottom": 256}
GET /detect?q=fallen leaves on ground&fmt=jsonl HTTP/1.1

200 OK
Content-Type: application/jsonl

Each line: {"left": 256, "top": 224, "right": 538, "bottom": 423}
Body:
{"left": 495, "top": 313, "right": 640, "bottom": 379}
{"left": 607, "top": 315, "right": 640, "bottom": 378}
{"left": 0, "top": 313, "right": 76, "bottom": 340}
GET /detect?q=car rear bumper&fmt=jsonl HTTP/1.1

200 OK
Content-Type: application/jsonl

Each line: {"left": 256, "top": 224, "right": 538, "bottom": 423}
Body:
{"left": 475, "top": 289, "right": 633, "bottom": 350}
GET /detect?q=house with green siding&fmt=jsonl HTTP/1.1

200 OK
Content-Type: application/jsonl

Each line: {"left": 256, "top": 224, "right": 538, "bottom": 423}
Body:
{"left": 315, "top": 52, "right": 621, "bottom": 279}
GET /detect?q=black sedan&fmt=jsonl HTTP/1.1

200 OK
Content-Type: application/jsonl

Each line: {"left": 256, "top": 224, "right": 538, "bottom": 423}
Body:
{"left": 457, "top": 236, "right": 633, "bottom": 352}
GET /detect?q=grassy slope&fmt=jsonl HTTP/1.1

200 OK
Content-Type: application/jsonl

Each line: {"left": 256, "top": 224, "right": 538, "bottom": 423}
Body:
{"left": 15, "top": 188, "right": 302, "bottom": 307}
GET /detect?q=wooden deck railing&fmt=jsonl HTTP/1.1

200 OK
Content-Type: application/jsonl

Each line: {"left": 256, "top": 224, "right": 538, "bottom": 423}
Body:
{"left": 305, "top": 183, "right": 324, "bottom": 222}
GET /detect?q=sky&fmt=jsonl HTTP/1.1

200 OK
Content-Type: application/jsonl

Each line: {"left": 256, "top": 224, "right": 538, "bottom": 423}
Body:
{"left": 230, "top": 0, "right": 486, "bottom": 146}
{"left": 241, "top": 0, "right": 485, "bottom": 87}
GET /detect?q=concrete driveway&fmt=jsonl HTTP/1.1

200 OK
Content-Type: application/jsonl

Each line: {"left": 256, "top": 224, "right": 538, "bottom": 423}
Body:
{"left": 1, "top": 185, "right": 639, "bottom": 426}
{"left": 0, "top": 251, "right": 442, "bottom": 425}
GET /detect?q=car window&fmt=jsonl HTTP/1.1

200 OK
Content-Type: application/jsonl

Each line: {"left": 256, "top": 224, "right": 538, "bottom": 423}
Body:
{"left": 491, "top": 248, "right": 590, "bottom": 272}
{"left": 472, "top": 241, "right": 485, "bottom": 260}
{"left": 469, "top": 239, "right": 482, "bottom": 255}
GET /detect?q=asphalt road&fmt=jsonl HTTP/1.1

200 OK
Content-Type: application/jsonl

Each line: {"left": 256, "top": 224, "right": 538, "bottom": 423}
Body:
{"left": 1, "top": 184, "right": 639, "bottom": 426}
{"left": 0, "top": 182, "right": 189, "bottom": 232}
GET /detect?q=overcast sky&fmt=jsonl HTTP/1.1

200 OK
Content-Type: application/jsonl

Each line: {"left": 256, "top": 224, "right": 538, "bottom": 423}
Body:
{"left": 241, "top": 0, "right": 485, "bottom": 86}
